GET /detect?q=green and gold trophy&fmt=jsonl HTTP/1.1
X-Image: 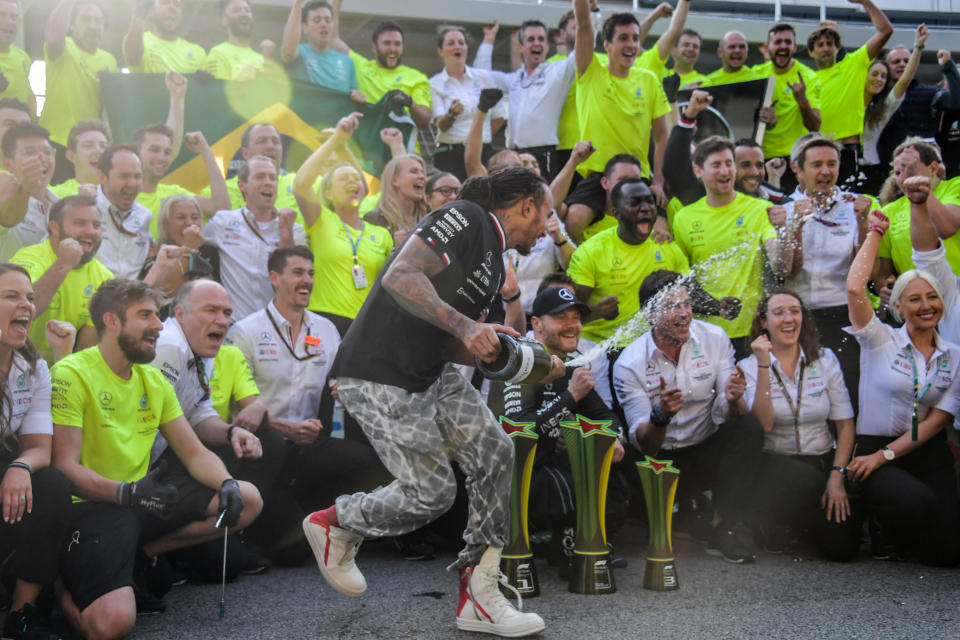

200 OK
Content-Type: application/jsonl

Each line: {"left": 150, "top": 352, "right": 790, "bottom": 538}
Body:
{"left": 498, "top": 416, "right": 540, "bottom": 597}
{"left": 561, "top": 414, "right": 618, "bottom": 595}
{"left": 636, "top": 456, "right": 680, "bottom": 591}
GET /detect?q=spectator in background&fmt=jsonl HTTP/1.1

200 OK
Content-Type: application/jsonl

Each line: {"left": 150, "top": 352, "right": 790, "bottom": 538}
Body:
{"left": 124, "top": 0, "right": 207, "bottom": 74}
{"left": 49, "top": 119, "right": 110, "bottom": 199}
{"left": 666, "top": 28, "right": 706, "bottom": 89}
{"left": 282, "top": 0, "right": 363, "bottom": 101}
{"left": 94, "top": 145, "right": 155, "bottom": 280}
{"left": 0, "top": 0, "right": 35, "bottom": 115}
{"left": 365, "top": 154, "right": 428, "bottom": 246}
{"left": 206, "top": 0, "right": 270, "bottom": 81}
{"left": 424, "top": 171, "right": 461, "bottom": 210}
{"left": 0, "top": 99, "right": 30, "bottom": 144}
{"left": 701, "top": 30, "right": 760, "bottom": 87}
{"left": 0, "top": 123, "right": 58, "bottom": 261}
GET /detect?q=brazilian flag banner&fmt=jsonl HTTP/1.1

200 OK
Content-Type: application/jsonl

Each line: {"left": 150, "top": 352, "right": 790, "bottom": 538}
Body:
{"left": 100, "top": 72, "right": 415, "bottom": 192}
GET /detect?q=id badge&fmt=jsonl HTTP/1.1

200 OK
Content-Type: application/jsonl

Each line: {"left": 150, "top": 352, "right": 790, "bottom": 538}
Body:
{"left": 352, "top": 264, "right": 368, "bottom": 289}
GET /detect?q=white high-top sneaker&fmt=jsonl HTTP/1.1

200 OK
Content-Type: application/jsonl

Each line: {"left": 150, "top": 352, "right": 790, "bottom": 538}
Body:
{"left": 302, "top": 511, "right": 366, "bottom": 597}
{"left": 456, "top": 547, "right": 545, "bottom": 637}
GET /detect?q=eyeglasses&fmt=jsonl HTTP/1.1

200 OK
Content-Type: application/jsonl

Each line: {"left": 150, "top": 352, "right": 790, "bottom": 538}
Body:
{"left": 429, "top": 185, "right": 459, "bottom": 197}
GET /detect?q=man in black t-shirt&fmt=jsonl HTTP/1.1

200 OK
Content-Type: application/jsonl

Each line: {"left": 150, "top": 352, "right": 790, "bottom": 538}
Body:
{"left": 302, "top": 168, "right": 561, "bottom": 638}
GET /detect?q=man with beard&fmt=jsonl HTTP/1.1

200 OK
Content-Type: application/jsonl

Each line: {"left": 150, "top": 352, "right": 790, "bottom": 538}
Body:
{"left": 11, "top": 195, "right": 112, "bottom": 363}
{"left": 206, "top": 0, "right": 269, "bottom": 81}
{"left": 302, "top": 168, "right": 562, "bottom": 637}
{"left": 124, "top": 0, "right": 207, "bottom": 74}
{"left": 282, "top": 0, "right": 363, "bottom": 102}
{"left": 50, "top": 278, "right": 261, "bottom": 639}
{"left": 701, "top": 30, "right": 761, "bottom": 87}
{"left": 49, "top": 119, "right": 110, "bottom": 199}
{"left": 0, "top": 123, "right": 58, "bottom": 261}
{"left": 0, "top": 0, "right": 35, "bottom": 112}
{"left": 94, "top": 145, "right": 155, "bottom": 280}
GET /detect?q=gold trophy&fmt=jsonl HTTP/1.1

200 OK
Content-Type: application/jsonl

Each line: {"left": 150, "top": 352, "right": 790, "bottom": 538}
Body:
{"left": 636, "top": 456, "right": 680, "bottom": 590}
{"left": 498, "top": 417, "right": 540, "bottom": 597}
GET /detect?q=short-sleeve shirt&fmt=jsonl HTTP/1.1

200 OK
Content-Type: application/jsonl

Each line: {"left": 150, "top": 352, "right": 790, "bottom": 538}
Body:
{"left": 816, "top": 45, "right": 872, "bottom": 141}
{"left": 127, "top": 31, "right": 206, "bottom": 74}
{"left": 49, "top": 179, "right": 81, "bottom": 199}
{"left": 151, "top": 317, "right": 218, "bottom": 428}
{"left": 202, "top": 173, "right": 300, "bottom": 214}
{"left": 429, "top": 65, "right": 500, "bottom": 145}
{"left": 306, "top": 207, "right": 393, "bottom": 319}
{"left": 51, "top": 346, "right": 183, "bottom": 498}
{"left": 95, "top": 186, "right": 153, "bottom": 280}
{"left": 567, "top": 226, "right": 689, "bottom": 344}
{"left": 209, "top": 344, "right": 259, "bottom": 422}
{"left": 664, "top": 68, "right": 707, "bottom": 88}
{"left": 636, "top": 44, "right": 668, "bottom": 76}
{"left": 672, "top": 192, "right": 776, "bottom": 338}
{"left": 752, "top": 60, "right": 821, "bottom": 158}
{"left": 289, "top": 44, "right": 356, "bottom": 93}
{"left": 0, "top": 191, "right": 57, "bottom": 262}
{"left": 205, "top": 42, "right": 263, "bottom": 80}
{"left": 700, "top": 66, "right": 762, "bottom": 87}
{"left": 576, "top": 54, "right": 671, "bottom": 178}
{"left": 347, "top": 49, "right": 429, "bottom": 106}
{"left": 4, "top": 354, "right": 52, "bottom": 438}
{"left": 39, "top": 38, "right": 117, "bottom": 147}
{"left": 11, "top": 239, "right": 113, "bottom": 364}
{"left": 335, "top": 200, "right": 507, "bottom": 392}
{"left": 0, "top": 45, "right": 33, "bottom": 104}
{"left": 880, "top": 177, "right": 960, "bottom": 275}
{"left": 137, "top": 183, "right": 195, "bottom": 239}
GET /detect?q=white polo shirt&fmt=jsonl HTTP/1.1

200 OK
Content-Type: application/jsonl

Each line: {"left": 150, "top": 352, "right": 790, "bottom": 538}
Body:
{"left": 845, "top": 315, "right": 960, "bottom": 437}
{"left": 505, "top": 223, "right": 572, "bottom": 314}
{"left": 429, "top": 65, "right": 503, "bottom": 145}
{"left": 613, "top": 320, "right": 734, "bottom": 451}
{"left": 0, "top": 191, "right": 57, "bottom": 262}
{"left": 913, "top": 241, "right": 960, "bottom": 345}
{"left": 740, "top": 348, "right": 853, "bottom": 456}
{"left": 226, "top": 301, "right": 340, "bottom": 423}
{"left": 474, "top": 43, "right": 576, "bottom": 149}
{"left": 95, "top": 186, "right": 153, "bottom": 280}
{"left": 783, "top": 187, "right": 860, "bottom": 309}
{"left": 6, "top": 353, "right": 52, "bottom": 437}
{"left": 203, "top": 208, "right": 307, "bottom": 320}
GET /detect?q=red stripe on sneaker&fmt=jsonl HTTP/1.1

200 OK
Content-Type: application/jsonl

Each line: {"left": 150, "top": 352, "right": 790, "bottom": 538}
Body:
{"left": 308, "top": 512, "right": 332, "bottom": 565}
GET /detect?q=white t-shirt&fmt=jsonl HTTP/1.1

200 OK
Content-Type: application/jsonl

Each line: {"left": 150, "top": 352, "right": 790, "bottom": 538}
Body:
{"left": 3, "top": 354, "right": 52, "bottom": 438}
{"left": 0, "top": 191, "right": 57, "bottom": 262}
{"left": 862, "top": 91, "right": 905, "bottom": 166}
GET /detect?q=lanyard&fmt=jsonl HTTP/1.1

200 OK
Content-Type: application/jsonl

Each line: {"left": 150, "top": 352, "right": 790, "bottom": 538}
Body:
{"left": 266, "top": 306, "right": 316, "bottom": 361}
{"left": 108, "top": 205, "right": 138, "bottom": 238}
{"left": 770, "top": 358, "right": 805, "bottom": 454}
{"left": 905, "top": 345, "right": 934, "bottom": 441}
{"left": 341, "top": 219, "right": 365, "bottom": 266}
{"left": 241, "top": 208, "right": 271, "bottom": 244}
{"left": 190, "top": 353, "right": 211, "bottom": 401}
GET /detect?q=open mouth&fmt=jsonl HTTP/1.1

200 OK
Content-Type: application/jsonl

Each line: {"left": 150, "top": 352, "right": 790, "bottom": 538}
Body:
{"left": 7, "top": 315, "right": 30, "bottom": 337}
{"left": 207, "top": 330, "right": 225, "bottom": 343}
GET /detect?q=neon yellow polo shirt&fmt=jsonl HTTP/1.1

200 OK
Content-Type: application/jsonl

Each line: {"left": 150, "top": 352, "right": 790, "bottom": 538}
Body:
{"left": 816, "top": 44, "right": 872, "bottom": 141}
{"left": 210, "top": 344, "right": 259, "bottom": 422}
{"left": 347, "top": 50, "right": 430, "bottom": 106}
{"left": 12, "top": 239, "right": 113, "bottom": 364}
{"left": 701, "top": 66, "right": 762, "bottom": 87}
{"left": 673, "top": 192, "right": 776, "bottom": 337}
{"left": 583, "top": 213, "right": 617, "bottom": 243}
{"left": 126, "top": 31, "right": 206, "bottom": 74}
{"left": 39, "top": 38, "right": 118, "bottom": 146}
{"left": 567, "top": 226, "right": 690, "bottom": 344}
{"left": 51, "top": 346, "right": 183, "bottom": 500}
{"left": 138, "top": 183, "right": 195, "bottom": 239}
{"left": 576, "top": 54, "right": 670, "bottom": 177}
{"left": 50, "top": 179, "right": 81, "bottom": 199}
{"left": 752, "top": 60, "right": 821, "bottom": 158}
{"left": 880, "top": 177, "right": 960, "bottom": 275}
{"left": 0, "top": 45, "right": 32, "bottom": 104}
{"left": 205, "top": 42, "right": 263, "bottom": 80}
{"left": 636, "top": 45, "right": 667, "bottom": 76}
{"left": 664, "top": 68, "right": 707, "bottom": 89}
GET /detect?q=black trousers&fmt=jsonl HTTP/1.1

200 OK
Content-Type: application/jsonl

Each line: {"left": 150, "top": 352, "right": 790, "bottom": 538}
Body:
{"left": 432, "top": 143, "right": 493, "bottom": 181}
{"left": 838, "top": 143, "right": 860, "bottom": 191}
{"left": 513, "top": 145, "right": 562, "bottom": 182}
{"left": 811, "top": 304, "right": 860, "bottom": 412}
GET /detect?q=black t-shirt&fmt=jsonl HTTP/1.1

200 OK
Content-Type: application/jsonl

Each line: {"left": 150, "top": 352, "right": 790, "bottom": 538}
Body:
{"left": 335, "top": 200, "right": 507, "bottom": 392}
{"left": 563, "top": 173, "right": 605, "bottom": 224}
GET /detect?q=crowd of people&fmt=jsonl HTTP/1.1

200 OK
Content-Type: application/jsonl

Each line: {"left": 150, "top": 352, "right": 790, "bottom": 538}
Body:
{"left": 0, "top": 0, "right": 955, "bottom": 637}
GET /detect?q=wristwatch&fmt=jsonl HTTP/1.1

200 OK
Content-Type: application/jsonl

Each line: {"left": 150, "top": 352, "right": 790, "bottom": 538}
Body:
{"left": 880, "top": 447, "right": 895, "bottom": 462}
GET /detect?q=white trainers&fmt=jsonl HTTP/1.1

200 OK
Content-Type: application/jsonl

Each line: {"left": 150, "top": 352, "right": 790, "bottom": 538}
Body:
{"left": 456, "top": 547, "right": 545, "bottom": 638}
{"left": 303, "top": 512, "right": 366, "bottom": 597}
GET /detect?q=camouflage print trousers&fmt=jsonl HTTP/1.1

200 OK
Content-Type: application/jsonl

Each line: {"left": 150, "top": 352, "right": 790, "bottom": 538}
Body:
{"left": 335, "top": 363, "right": 514, "bottom": 569}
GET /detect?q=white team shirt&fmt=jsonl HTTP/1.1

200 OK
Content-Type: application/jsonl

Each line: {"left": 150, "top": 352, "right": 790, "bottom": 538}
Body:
{"left": 2, "top": 354, "right": 52, "bottom": 438}
{"left": 0, "top": 191, "right": 57, "bottom": 262}
{"left": 504, "top": 224, "right": 572, "bottom": 314}
{"left": 430, "top": 65, "right": 503, "bottom": 144}
{"left": 740, "top": 348, "right": 854, "bottom": 455}
{"left": 226, "top": 301, "right": 340, "bottom": 423}
{"left": 203, "top": 208, "right": 307, "bottom": 320}
{"left": 783, "top": 187, "right": 860, "bottom": 309}
{"left": 845, "top": 314, "right": 960, "bottom": 437}
{"left": 613, "top": 320, "right": 734, "bottom": 451}
{"left": 95, "top": 186, "right": 153, "bottom": 280}
{"left": 912, "top": 241, "right": 960, "bottom": 345}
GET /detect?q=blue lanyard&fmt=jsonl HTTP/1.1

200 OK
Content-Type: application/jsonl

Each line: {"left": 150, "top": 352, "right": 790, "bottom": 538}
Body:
{"left": 341, "top": 219, "right": 365, "bottom": 266}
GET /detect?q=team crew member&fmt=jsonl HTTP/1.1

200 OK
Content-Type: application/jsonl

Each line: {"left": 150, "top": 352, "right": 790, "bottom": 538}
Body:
{"left": 11, "top": 196, "right": 112, "bottom": 363}
{"left": 701, "top": 30, "right": 761, "bottom": 87}
{"left": 666, "top": 28, "right": 706, "bottom": 89}
{"left": 51, "top": 279, "right": 262, "bottom": 639}
{"left": 49, "top": 119, "right": 111, "bottom": 199}
{"left": 94, "top": 146, "right": 155, "bottom": 280}
{"left": 568, "top": 178, "right": 689, "bottom": 344}
{"left": 0, "top": 264, "right": 72, "bottom": 640}
{"left": 740, "top": 290, "right": 859, "bottom": 560}
{"left": 206, "top": 0, "right": 268, "bottom": 81}
{"left": 303, "top": 168, "right": 560, "bottom": 638}
{"left": 562, "top": 154, "right": 644, "bottom": 245}
{"left": 573, "top": 0, "right": 671, "bottom": 204}
{"left": 282, "top": 0, "right": 362, "bottom": 99}
{"left": 123, "top": 0, "right": 207, "bottom": 73}
{"left": 204, "top": 155, "right": 306, "bottom": 320}
{"left": 808, "top": 1, "right": 892, "bottom": 184}
{"left": 613, "top": 270, "right": 762, "bottom": 564}
{"left": 0, "top": 124, "right": 59, "bottom": 262}
{"left": 844, "top": 209, "right": 960, "bottom": 566}
{"left": 209, "top": 343, "right": 259, "bottom": 422}
{"left": 0, "top": 0, "right": 35, "bottom": 112}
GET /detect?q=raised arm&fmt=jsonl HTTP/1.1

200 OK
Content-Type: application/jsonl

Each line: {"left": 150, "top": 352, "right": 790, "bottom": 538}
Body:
{"left": 184, "top": 132, "right": 229, "bottom": 216}
{"left": 123, "top": 2, "right": 150, "bottom": 67}
{"left": 649, "top": 115, "right": 670, "bottom": 208}
{"left": 281, "top": 0, "right": 304, "bottom": 65}
{"left": 932, "top": 52, "right": 960, "bottom": 112}
{"left": 574, "top": 0, "right": 594, "bottom": 77}
{"left": 893, "top": 26, "right": 928, "bottom": 99}
{"left": 44, "top": 0, "right": 75, "bottom": 61}
{"left": 852, "top": 0, "right": 893, "bottom": 61}
{"left": 846, "top": 209, "right": 888, "bottom": 330}
{"left": 550, "top": 141, "right": 595, "bottom": 212}
{"left": 293, "top": 112, "right": 361, "bottom": 228}
{"left": 165, "top": 71, "right": 187, "bottom": 163}
{"left": 656, "top": 0, "right": 691, "bottom": 62}
{"left": 638, "top": 2, "right": 672, "bottom": 44}
{"left": 329, "top": 0, "right": 350, "bottom": 55}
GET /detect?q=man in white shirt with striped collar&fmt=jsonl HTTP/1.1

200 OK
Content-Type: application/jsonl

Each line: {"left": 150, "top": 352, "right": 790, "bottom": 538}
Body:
{"left": 94, "top": 145, "right": 154, "bottom": 279}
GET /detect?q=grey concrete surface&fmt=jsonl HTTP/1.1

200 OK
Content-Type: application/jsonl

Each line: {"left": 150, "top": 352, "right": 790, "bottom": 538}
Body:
{"left": 132, "top": 523, "right": 960, "bottom": 640}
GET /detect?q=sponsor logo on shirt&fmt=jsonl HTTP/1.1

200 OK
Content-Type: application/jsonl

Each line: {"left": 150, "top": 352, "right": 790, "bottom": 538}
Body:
{"left": 139, "top": 393, "right": 148, "bottom": 409}
{"left": 99, "top": 391, "right": 112, "bottom": 406}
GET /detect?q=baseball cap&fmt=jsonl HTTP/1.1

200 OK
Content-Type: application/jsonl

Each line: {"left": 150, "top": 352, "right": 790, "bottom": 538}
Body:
{"left": 532, "top": 287, "right": 590, "bottom": 318}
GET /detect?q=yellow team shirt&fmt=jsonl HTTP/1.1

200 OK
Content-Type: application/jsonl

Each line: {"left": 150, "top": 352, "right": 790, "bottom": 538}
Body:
{"left": 210, "top": 344, "right": 259, "bottom": 422}
{"left": 816, "top": 45, "right": 872, "bottom": 141}
{"left": 752, "top": 60, "right": 821, "bottom": 158}
{"left": 582, "top": 213, "right": 617, "bottom": 243}
{"left": 307, "top": 207, "right": 393, "bottom": 318}
{"left": 138, "top": 183, "right": 195, "bottom": 238}
{"left": 880, "top": 177, "right": 960, "bottom": 275}
{"left": 664, "top": 68, "right": 707, "bottom": 89}
{"left": 39, "top": 38, "right": 118, "bottom": 146}
{"left": 126, "top": 31, "right": 206, "bottom": 74}
{"left": 51, "top": 346, "right": 183, "bottom": 501}
{"left": 567, "top": 226, "right": 690, "bottom": 344}
{"left": 576, "top": 54, "right": 670, "bottom": 177}
{"left": 636, "top": 45, "right": 668, "bottom": 76}
{"left": 12, "top": 239, "right": 113, "bottom": 364}
{"left": 347, "top": 49, "right": 430, "bottom": 106}
{"left": 0, "top": 45, "right": 33, "bottom": 104}
{"left": 205, "top": 42, "right": 263, "bottom": 80}
{"left": 673, "top": 192, "right": 776, "bottom": 338}
{"left": 700, "top": 66, "right": 762, "bottom": 87}
{"left": 50, "top": 179, "right": 81, "bottom": 199}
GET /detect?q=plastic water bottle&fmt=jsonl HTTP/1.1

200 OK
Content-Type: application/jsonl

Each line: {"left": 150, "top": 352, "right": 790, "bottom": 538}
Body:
{"left": 331, "top": 401, "right": 345, "bottom": 439}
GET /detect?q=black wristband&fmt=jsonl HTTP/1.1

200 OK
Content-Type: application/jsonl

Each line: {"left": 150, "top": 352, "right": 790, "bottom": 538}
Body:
{"left": 554, "top": 238, "right": 568, "bottom": 247}
{"left": 650, "top": 405, "right": 671, "bottom": 428}
{"left": 226, "top": 425, "right": 242, "bottom": 442}
{"left": 502, "top": 291, "right": 521, "bottom": 304}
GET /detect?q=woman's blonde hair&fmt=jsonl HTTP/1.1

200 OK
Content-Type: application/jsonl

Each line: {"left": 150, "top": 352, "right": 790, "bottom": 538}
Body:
{"left": 889, "top": 268, "right": 946, "bottom": 325}
{"left": 376, "top": 154, "right": 428, "bottom": 234}
{"left": 157, "top": 194, "right": 201, "bottom": 245}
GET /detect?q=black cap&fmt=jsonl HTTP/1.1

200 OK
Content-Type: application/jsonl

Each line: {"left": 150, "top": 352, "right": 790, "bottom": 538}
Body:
{"left": 532, "top": 287, "right": 590, "bottom": 318}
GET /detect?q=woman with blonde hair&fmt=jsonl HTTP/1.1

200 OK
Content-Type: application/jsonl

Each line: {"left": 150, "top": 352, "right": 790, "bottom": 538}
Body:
{"left": 365, "top": 153, "right": 428, "bottom": 247}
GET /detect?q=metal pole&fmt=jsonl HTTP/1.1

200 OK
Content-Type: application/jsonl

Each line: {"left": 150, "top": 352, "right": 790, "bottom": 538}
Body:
{"left": 820, "top": 0, "right": 827, "bottom": 23}
{"left": 775, "top": 0, "right": 782, "bottom": 22}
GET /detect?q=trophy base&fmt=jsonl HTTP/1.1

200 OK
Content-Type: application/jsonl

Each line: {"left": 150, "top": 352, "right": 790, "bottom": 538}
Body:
{"left": 568, "top": 552, "right": 616, "bottom": 595}
{"left": 500, "top": 555, "right": 540, "bottom": 598}
{"left": 643, "top": 557, "right": 679, "bottom": 591}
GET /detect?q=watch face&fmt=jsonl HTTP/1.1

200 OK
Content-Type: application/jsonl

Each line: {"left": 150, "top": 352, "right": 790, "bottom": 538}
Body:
{"left": 882, "top": 448, "right": 895, "bottom": 461}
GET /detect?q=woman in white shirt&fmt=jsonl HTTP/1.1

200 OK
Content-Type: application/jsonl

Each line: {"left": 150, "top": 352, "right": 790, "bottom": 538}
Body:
{"left": 844, "top": 210, "right": 960, "bottom": 566}
{"left": 0, "top": 264, "right": 72, "bottom": 636}
{"left": 740, "top": 289, "right": 859, "bottom": 560}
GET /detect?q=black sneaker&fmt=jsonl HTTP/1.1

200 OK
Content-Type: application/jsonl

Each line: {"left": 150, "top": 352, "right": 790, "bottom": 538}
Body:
{"left": 2, "top": 602, "right": 59, "bottom": 639}
{"left": 869, "top": 517, "right": 899, "bottom": 561}
{"left": 390, "top": 532, "right": 435, "bottom": 561}
{"left": 132, "top": 562, "right": 166, "bottom": 616}
{"left": 235, "top": 541, "right": 272, "bottom": 575}
{"left": 706, "top": 527, "right": 756, "bottom": 564}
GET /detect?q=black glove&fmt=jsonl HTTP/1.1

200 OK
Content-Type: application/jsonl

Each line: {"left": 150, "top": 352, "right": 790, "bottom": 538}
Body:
{"left": 119, "top": 460, "right": 179, "bottom": 520}
{"left": 662, "top": 74, "right": 682, "bottom": 104}
{"left": 477, "top": 88, "right": 503, "bottom": 113}
{"left": 218, "top": 478, "right": 244, "bottom": 528}
{"left": 386, "top": 89, "right": 413, "bottom": 109}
